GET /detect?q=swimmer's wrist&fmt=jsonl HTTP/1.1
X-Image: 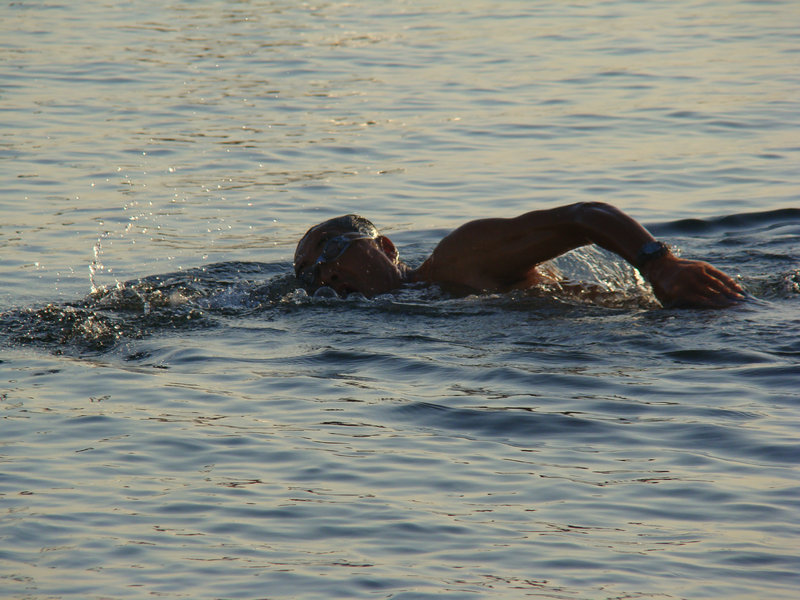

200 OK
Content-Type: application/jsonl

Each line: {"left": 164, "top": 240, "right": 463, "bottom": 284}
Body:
{"left": 635, "top": 241, "right": 671, "bottom": 272}
{"left": 636, "top": 243, "right": 676, "bottom": 283}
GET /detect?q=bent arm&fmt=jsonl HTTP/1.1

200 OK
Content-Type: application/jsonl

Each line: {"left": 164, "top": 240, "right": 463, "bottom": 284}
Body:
{"left": 417, "top": 202, "right": 653, "bottom": 287}
{"left": 415, "top": 202, "right": 744, "bottom": 307}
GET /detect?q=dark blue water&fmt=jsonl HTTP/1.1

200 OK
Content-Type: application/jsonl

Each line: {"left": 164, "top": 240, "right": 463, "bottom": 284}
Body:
{"left": 2, "top": 1, "right": 799, "bottom": 598}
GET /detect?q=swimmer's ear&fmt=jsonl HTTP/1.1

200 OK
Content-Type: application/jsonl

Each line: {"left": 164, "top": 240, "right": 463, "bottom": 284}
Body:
{"left": 377, "top": 236, "right": 399, "bottom": 263}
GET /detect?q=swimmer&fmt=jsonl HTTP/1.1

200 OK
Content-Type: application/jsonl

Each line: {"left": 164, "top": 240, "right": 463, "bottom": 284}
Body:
{"left": 294, "top": 202, "right": 745, "bottom": 308}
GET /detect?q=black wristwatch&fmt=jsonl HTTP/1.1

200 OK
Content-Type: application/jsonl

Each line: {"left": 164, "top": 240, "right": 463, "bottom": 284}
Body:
{"left": 635, "top": 241, "right": 670, "bottom": 270}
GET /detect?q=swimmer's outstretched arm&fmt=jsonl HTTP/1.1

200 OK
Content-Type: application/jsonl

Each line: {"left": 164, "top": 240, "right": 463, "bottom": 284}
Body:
{"left": 415, "top": 201, "right": 744, "bottom": 308}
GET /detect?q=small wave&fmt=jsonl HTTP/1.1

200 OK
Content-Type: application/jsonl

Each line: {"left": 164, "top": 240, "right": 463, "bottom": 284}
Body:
{"left": 650, "top": 207, "right": 800, "bottom": 236}
{"left": 388, "top": 401, "right": 631, "bottom": 443}
{"left": 389, "top": 400, "right": 800, "bottom": 465}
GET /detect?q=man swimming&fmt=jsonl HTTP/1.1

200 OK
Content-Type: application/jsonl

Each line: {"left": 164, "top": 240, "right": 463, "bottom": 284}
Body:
{"left": 294, "top": 202, "right": 745, "bottom": 308}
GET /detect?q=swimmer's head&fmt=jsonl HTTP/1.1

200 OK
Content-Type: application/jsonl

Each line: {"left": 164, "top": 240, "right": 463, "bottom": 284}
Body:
{"left": 294, "top": 214, "right": 403, "bottom": 297}
{"left": 295, "top": 215, "right": 378, "bottom": 255}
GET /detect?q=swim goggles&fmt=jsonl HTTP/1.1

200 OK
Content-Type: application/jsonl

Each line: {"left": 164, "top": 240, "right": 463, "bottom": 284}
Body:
{"left": 296, "top": 232, "right": 375, "bottom": 288}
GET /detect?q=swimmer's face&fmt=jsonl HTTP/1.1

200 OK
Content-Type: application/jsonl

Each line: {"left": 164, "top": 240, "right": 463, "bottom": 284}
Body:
{"left": 294, "top": 227, "right": 403, "bottom": 297}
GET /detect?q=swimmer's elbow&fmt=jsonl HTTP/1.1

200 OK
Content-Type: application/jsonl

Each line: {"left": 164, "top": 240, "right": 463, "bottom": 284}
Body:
{"left": 566, "top": 202, "right": 634, "bottom": 231}
{"left": 568, "top": 201, "right": 618, "bottom": 220}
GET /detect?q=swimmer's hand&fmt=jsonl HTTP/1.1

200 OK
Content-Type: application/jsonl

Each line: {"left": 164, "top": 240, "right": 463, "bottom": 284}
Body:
{"left": 643, "top": 255, "right": 746, "bottom": 308}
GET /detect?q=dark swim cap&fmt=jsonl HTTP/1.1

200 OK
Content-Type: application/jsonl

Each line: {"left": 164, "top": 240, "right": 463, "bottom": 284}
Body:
{"left": 302, "top": 214, "right": 378, "bottom": 239}
{"left": 294, "top": 214, "right": 379, "bottom": 272}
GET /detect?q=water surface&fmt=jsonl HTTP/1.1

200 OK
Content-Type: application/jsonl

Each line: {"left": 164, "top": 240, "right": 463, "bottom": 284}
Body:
{"left": 1, "top": 1, "right": 799, "bottom": 599}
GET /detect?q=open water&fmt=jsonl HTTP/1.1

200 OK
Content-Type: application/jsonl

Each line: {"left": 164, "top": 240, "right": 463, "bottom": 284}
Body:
{"left": 1, "top": 1, "right": 799, "bottom": 599}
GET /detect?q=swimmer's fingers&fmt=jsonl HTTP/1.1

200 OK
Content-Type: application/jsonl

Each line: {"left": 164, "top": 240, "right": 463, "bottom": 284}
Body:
{"left": 698, "top": 270, "right": 746, "bottom": 306}
{"left": 708, "top": 268, "right": 745, "bottom": 298}
{"left": 680, "top": 266, "right": 746, "bottom": 307}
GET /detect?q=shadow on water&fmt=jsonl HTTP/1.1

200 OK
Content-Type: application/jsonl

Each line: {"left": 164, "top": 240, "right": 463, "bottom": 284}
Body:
{"left": 1, "top": 208, "right": 798, "bottom": 356}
